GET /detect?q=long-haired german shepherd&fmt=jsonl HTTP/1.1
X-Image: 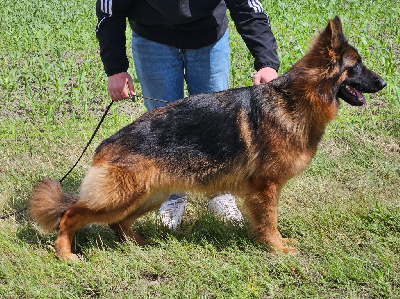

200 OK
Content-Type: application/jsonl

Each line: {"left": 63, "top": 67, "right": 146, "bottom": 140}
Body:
{"left": 30, "top": 16, "right": 386, "bottom": 260}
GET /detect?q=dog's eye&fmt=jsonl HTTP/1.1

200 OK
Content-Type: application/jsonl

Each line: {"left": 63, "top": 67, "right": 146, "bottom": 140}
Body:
{"left": 348, "top": 63, "right": 362, "bottom": 75}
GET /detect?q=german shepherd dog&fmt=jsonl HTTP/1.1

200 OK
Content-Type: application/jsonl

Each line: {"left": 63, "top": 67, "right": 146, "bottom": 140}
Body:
{"left": 30, "top": 16, "right": 386, "bottom": 260}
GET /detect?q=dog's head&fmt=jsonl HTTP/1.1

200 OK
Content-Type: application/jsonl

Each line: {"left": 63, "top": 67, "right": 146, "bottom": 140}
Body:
{"left": 297, "top": 16, "right": 387, "bottom": 108}
{"left": 323, "top": 16, "right": 386, "bottom": 107}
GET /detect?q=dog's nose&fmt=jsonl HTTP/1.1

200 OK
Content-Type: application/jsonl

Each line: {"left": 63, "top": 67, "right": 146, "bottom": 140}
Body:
{"left": 378, "top": 77, "right": 387, "bottom": 89}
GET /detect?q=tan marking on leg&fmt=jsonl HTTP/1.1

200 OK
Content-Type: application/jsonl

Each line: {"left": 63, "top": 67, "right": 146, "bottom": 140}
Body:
{"left": 245, "top": 180, "right": 296, "bottom": 255}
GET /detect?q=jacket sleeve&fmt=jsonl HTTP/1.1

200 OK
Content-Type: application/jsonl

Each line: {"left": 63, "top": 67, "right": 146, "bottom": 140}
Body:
{"left": 225, "top": 0, "right": 280, "bottom": 71}
{"left": 96, "top": 0, "right": 133, "bottom": 76}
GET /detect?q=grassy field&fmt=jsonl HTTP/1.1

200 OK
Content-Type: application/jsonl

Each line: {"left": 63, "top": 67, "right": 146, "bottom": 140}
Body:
{"left": 0, "top": 0, "right": 399, "bottom": 297}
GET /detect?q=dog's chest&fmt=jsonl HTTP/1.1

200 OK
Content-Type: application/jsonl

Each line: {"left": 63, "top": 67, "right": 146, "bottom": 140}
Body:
{"left": 290, "top": 152, "right": 313, "bottom": 175}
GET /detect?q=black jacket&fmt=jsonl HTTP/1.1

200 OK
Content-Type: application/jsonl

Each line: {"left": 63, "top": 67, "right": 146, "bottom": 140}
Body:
{"left": 96, "top": 0, "right": 280, "bottom": 77}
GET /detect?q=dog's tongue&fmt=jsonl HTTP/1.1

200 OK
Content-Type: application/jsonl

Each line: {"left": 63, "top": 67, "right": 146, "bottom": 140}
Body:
{"left": 355, "top": 89, "right": 367, "bottom": 109}
{"left": 347, "top": 85, "right": 367, "bottom": 109}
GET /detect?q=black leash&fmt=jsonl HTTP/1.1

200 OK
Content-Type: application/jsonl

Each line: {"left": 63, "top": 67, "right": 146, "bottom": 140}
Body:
{"left": 59, "top": 94, "right": 168, "bottom": 183}
{"left": 129, "top": 93, "right": 169, "bottom": 104}
{"left": 59, "top": 100, "right": 114, "bottom": 183}
{"left": 0, "top": 94, "right": 168, "bottom": 220}
{"left": 0, "top": 207, "right": 28, "bottom": 220}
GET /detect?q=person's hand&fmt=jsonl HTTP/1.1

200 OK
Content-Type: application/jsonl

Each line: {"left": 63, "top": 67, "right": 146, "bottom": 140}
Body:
{"left": 253, "top": 67, "right": 278, "bottom": 85}
{"left": 107, "top": 72, "right": 135, "bottom": 101}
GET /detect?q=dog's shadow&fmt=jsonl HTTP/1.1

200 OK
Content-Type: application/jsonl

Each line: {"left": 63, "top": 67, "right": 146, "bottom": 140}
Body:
{"left": 17, "top": 211, "right": 258, "bottom": 258}
{"left": 138, "top": 212, "right": 256, "bottom": 249}
{"left": 16, "top": 176, "right": 259, "bottom": 256}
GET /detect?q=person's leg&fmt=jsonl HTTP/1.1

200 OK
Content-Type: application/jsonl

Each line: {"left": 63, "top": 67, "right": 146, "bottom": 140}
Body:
{"left": 132, "top": 32, "right": 187, "bottom": 228}
{"left": 184, "top": 30, "right": 230, "bottom": 95}
{"left": 132, "top": 30, "right": 229, "bottom": 106}
{"left": 132, "top": 31, "right": 241, "bottom": 227}
{"left": 184, "top": 31, "right": 243, "bottom": 224}
{"left": 131, "top": 32, "right": 185, "bottom": 110}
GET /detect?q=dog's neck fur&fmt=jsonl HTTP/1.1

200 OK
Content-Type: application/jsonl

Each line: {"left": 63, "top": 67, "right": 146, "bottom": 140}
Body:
{"left": 266, "top": 69, "right": 337, "bottom": 151}
{"left": 265, "top": 22, "right": 345, "bottom": 150}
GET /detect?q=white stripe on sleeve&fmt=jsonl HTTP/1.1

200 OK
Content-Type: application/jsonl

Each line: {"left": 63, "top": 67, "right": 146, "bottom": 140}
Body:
{"left": 101, "top": 0, "right": 112, "bottom": 15}
{"left": 248, "top": 0, "right": 264, "bottom": 13}
{"left": 108, "top": 0, "right": 113, "bottom": 15}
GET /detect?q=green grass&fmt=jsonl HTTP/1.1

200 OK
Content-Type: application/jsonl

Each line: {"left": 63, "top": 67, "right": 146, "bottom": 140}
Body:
{"left": 1, "top": 0, "right": 399, "bottom": 297}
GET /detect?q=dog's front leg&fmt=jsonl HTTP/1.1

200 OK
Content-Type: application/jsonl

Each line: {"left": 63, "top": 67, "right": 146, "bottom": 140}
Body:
{"left": 246, "top": 181, "right": 296, "bottom": 254}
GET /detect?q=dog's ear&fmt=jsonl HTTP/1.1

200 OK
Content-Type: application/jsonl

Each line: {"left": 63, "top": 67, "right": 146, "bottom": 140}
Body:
{"left": 326, "top": 16, "right": 345, "bottom": 50}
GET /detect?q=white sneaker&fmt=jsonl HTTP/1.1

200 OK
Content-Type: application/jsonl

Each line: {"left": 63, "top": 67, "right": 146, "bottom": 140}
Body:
{"left": 208, "top": 194, "right": 243, "bottom": 223}
{"left": 158, "top": 194, "right": 187, "bottom": 229}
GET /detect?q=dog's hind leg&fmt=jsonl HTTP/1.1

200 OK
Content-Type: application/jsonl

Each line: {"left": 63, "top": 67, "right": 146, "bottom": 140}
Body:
{"left": 54, "top": 162, "right": 166, "bottom": 259}
{"left": 55, "top": 204, "right": 97, "bottom": 260}
{"left": 246, "top": 180, "right": 296, "bottom": 255}
{"left": 109, "top": 215, "right": 147, "bottom": 245}
{"left": 109, "top": 192, "right": 168, "bottom": 245}
{"left": 55, "top": 201, "right": 147, "bottom": 260}
{"left": 54, "top": 165, "right": 149, "bottom": 260}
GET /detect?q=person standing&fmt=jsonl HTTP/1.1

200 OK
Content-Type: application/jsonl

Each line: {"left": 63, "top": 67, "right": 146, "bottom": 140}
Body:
{"left": 96, "top": 0, "right": 280, "bottom": 228}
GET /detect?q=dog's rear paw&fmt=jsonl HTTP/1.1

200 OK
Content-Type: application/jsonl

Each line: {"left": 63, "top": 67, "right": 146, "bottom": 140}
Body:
{"left": 133, "top": 234, "right": 149, "bottom": 246}
{"left": 114, "top": 231, "right": 149, "bottom": 246}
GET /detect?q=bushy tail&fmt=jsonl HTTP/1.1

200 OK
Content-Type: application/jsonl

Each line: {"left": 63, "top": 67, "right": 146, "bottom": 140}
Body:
{"left": 29, "top": 178, "right": 78, "bottom": 231}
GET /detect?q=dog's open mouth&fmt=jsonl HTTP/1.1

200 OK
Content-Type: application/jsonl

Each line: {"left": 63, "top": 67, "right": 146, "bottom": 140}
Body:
{"left": 337, "top": 84, "right": 367, "bottom": 108}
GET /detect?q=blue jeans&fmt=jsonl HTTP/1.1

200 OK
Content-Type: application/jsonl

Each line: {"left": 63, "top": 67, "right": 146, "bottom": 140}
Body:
{"left": 131, "top": 30, "right": 230, "bottom": 111}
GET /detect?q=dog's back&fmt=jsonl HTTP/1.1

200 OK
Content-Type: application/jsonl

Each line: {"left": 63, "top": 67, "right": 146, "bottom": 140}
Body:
{"left": 94, "top": 85, "right": 268, "bottom": 190}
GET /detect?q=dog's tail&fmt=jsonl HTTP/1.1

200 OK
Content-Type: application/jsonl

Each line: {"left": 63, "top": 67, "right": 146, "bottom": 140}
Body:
{"left": 29, "top": 178, "right": 78, "bottom": 231}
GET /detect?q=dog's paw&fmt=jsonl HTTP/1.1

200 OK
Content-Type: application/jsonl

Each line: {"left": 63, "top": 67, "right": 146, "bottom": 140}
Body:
{"left": 261, "top": 237, "right": 298, "bottom": 255}
{"left": 278, "top": 244, "right": 298, "bottom": 256}
{"left": 132, "top": 234, "right": 149, "bottom": 246}
{"left": 265, "top": 243, "right": 298, "bottom": 255}
{"left": 282, "top": 237, "right": 297, "bottom": 244}
{"left": 57, "top": 252, "right": 82, "bottom": 262}
{"left": 280, "top": 238, "right": 298, "bottom": 255}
